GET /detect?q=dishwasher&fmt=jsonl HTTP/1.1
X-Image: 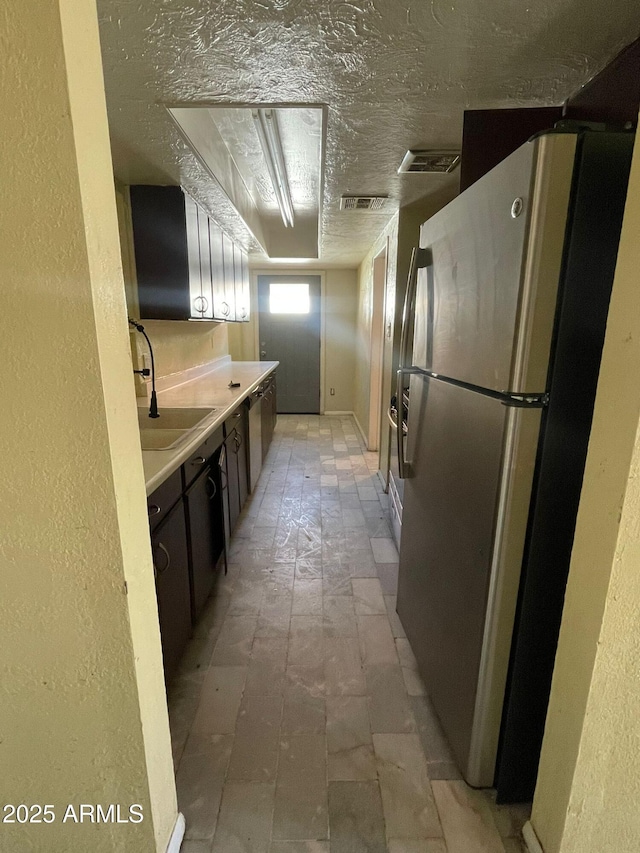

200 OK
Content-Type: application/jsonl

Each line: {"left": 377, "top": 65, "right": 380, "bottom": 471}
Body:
{"left": 247, "top": 386, "right": 263, "bottom": 492}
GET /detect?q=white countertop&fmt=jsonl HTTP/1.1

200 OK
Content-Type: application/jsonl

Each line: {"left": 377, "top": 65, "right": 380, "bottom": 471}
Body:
{"left": 140, "top": 358, "right": 278, "bottom": 495}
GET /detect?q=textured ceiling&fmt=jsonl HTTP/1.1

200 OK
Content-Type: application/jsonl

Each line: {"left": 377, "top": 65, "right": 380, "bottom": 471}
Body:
{"left": 97, "top": 0, "right": 638, "bottom": 268}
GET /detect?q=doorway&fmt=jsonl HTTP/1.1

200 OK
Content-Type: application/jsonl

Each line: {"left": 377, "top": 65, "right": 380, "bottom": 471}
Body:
{"left": 258, "top": 274, "right": 322, "bottom": 413}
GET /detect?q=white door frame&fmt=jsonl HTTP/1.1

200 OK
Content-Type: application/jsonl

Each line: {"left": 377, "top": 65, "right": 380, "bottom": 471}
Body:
{"left": 367, "top": 244, "right": 388, "bottom": 451}
{"left": 252, "top": 269, "right": 326, "bottom": 414}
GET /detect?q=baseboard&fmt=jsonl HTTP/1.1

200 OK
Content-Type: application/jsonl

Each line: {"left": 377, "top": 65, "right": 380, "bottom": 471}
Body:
{"left": 166, "top": 812, "right": 185, "bottom": 853}
{"left": 323, "top": 410, "right": 355, "bottom": 416}
{"left": 522, "top": 820, "right": 545, "bottom": 853}
{"left": 352, "top": 413, "right": 369, "bottom": 448}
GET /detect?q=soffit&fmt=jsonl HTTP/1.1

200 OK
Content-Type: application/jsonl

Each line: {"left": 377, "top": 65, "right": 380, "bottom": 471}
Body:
{"left": 97, "top": 0, "right": 638, "bottom": 268}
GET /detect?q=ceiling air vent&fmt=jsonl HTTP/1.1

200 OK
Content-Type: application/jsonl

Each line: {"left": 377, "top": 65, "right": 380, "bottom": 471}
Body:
{"left": 398, "top": 150, "right": 460, "bottom": 174}
{"left": 340, "top": 195, "right": 388, "bottom": 211}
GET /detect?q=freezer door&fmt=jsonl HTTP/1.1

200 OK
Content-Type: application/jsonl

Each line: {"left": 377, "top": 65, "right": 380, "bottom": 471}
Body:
{"left": 397, "top": 374, "right": 541, "bottom": 785}
{"left": 412, "top": 133, "right": 576, "bottom": 394}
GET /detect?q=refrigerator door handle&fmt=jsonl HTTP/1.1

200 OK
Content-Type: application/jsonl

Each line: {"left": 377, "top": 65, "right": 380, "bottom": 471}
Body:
{"left": 398, "top": 247, "right": 432, "bottom": 372}
{"left": 397, "top": 248, "right": 432, "bottom": 479}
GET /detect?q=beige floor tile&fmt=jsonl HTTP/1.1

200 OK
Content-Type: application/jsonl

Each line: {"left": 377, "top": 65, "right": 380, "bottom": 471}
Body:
{"left": 212, "top": 781, "right": 275, "bottom": 852}
{"left": 373, "top": 733, "right": 443, "bottom": 840}
{"left": 387, "top": 841, "right": 447, "bottom": 853}
{"left": 255, "top": 594, "right": 292, "bottom": 639}
{"left": 288, "top": 615, "right": 325, "bottom": 667}
{"left": 327, "top": 696, "right": 377, "bottom": 781}
{"left": 482, "top": 791, "right": 531, "bottom": 839}
{"left": 324, "top": 636, "right": 366, "bottom": 696}
{"left": 176, "top": 733, "right": 233, "bottom": 841}
{"left": 282, "top": 666, "right": 326, "bottom": 734}
{"left": 352, "top": 578, "right": 387, "bottom": 615}
{"left": 227, "top": 695, "right": 282, "bottom": 782}
{"left": 211, "top": 615, "right": 257, "bottom": 665}
{"left": 245, "top": 638, "right": 288, "bottom": 696}
{"left": 328, "top": 781, "right": 387, "bottom": 852}
{"left": 191, "top": 666, "right": 247, "bottom": 735}
{"left": 273, "top": 735, "right": 328, "bottom": 840}
{"left": 292, "top": 578, "right": 324, "bottom": 616}
{"left": 366, "top": 664, "right": 415, "bottom": 733}
{"left": 269, "top": 844, "right": 329, "bottom": 853}
{"left": 358, "top": 614, "right": 399, "bottom": 666}
{"left": 431, "top": 780, "right": 504, "bottom": 853}
{"left": 384, "top": 595, "right": 407, "bottom": 639}
{"left": 323, "top": 594, "right": 358, "bottom": 637}
{"left": 370, "top": 537, "right": 399, "bottom": 563}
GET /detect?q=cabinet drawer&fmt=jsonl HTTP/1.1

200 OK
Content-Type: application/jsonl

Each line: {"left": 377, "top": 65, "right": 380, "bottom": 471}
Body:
{"left": 182, "top": 426, "right": 224, "bottom": 488}
{"left": 147, "top": 467, "right": 183, "bottom": 531}
{"left": 224, "top": 406, "right": 245, "bottom": 437}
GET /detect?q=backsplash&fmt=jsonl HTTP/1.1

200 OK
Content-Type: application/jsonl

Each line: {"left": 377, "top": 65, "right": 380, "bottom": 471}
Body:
{"left": 137, "top": 319, "right": 229, "bottom": 380}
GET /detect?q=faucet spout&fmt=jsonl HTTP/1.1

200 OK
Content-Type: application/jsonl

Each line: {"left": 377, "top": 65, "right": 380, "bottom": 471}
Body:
{"left": 129, "top": 319, "right": 160, "bottom": 418}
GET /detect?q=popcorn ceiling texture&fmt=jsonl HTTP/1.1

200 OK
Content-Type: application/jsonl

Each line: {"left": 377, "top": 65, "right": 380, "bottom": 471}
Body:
{"left": 97, "top": 0, "right": 637, "bottom": 266}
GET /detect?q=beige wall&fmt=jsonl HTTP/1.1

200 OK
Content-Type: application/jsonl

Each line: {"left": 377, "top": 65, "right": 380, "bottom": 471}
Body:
{"left": 0, "top": 1, "right": 176, "bottom": 850}
{"left": 531, "top": 123, "right": 640, "bottom": 853}
{"left": 354, "top": 216, "right": 399, "bottom": 447}
{"left": 324, "top": 269, "right": 359, "bottom": 412}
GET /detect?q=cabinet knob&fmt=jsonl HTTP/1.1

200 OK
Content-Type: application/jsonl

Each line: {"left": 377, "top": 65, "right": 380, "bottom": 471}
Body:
{"left": 148, "top": 504, "right": 161, "bottom": 517}
{"left": 193, "top": 295, "right": 209, "bottom": 314}
{"left": 222, "top": 301, "right": 230, "bottom": 316}
{"left": 260, "top": 351, "right": 266, "bottom": 357}
{"left": 191, "top": 455, "right": 207, "bottom": 465}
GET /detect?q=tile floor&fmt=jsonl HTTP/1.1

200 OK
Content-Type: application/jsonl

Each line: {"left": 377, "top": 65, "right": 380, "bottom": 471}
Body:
{"left": 168, "top": 415, "right": 531, "bottom": 853}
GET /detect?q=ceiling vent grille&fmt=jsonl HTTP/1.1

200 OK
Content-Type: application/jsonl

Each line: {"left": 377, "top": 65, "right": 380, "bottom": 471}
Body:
{"left": 398, "top": 150, "right": 461, "bottom": 174}
{"left": 340, "top": 195, "right": 388, "bottom": 211}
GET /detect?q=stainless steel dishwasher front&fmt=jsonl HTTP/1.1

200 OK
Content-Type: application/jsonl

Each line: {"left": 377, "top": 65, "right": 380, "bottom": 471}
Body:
{"left": 247, "top": 385, "right": 263, "bottom": 491}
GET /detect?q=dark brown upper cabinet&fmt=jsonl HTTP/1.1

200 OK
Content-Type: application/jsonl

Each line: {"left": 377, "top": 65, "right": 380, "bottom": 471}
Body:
{"left": 130, "top": 185, "right": 250, "bottom": 323}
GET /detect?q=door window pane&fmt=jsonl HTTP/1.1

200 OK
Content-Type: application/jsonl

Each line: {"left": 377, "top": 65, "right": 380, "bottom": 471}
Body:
{"left": 269, "top": 283, "right": 310, "bottom": 314}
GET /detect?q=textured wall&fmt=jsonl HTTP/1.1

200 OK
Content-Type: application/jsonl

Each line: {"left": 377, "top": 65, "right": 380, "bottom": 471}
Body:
{"left": 324, "top": 269, "right": 359, "bottom": 413}
{"left": 0, "top": 1, "right": 175, "bottom": 849}
{"left": 531, "top": 121, "right": 640, "bottom": 853}
{"left": 354, "top": 216, "right": 399, "bottom": 448}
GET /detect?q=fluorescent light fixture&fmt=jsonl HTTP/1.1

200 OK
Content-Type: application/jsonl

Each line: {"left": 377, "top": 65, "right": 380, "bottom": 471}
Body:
{"left": 252, "top": 109, "right": 295, "bottom": 228}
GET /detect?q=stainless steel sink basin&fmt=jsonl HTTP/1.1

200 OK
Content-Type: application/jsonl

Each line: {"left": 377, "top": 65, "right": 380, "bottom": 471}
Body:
{"left": 137, "top": 407, "right": 217, "bottom": 450}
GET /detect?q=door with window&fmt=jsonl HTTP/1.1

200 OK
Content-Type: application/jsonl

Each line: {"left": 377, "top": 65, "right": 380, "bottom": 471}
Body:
{"left": 258, "top": 275, "right": 321, "bottom": 413}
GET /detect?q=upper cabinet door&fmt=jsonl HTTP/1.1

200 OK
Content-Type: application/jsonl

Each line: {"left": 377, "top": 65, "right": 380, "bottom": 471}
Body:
{"left": 193, "top": 203, "right": 213, "bottom": 319}
{"left": 236, "top": 247, "right": 250, "bottom": 323}
{"left": 221, "top": 232, "right": 237, "bottom": 321}
{"left": 130, "top": 185, "right": 191, "bottom": 320}
{"left": 131, "top": 185, "right": 247, "bottom": 323}
{"left": 209, "top": 219, "right": 227, "bottom": 322}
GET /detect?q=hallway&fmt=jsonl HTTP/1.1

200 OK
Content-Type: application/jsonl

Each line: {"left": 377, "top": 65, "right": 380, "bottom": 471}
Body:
{"left": 168, "top": 415, "right": 530, "bottom": 852}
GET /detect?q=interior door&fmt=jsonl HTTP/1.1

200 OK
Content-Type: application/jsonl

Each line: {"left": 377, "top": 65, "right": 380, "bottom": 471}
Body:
{"left": 258, "top": 275, "right": 321, "bottom": 413}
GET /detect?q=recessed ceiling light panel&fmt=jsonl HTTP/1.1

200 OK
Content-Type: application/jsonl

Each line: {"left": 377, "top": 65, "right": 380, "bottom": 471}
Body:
{"left": 398, "top": 150, "right": 461, "bottom": 174}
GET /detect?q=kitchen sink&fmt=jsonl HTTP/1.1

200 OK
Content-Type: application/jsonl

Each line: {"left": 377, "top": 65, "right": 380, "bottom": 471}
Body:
{"left": 137, "top": 407, "right": 217, "bottom": 450}
{"left": 137, "top": 407, "right": 216, "bottom": 430}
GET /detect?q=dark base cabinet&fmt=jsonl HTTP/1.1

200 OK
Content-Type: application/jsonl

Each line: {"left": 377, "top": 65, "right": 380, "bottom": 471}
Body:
{"left": 151, "top": 499, "right": 191, "bottom": 683}
{"left": 261, "top": 374, "right": 277, "bottom": 461}
{"left": 184, "top": 462, "right": 224, "bottom": 622}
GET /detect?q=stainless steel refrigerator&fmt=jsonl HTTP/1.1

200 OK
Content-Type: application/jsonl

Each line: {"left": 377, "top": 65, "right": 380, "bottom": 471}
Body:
{"left": 396, "top": 129, "right": 634, "bottom": 802}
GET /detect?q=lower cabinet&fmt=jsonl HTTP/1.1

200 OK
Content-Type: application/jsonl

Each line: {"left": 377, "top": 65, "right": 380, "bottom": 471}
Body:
{"left": 146, "top": 382, "right": 275, "bottom": 683}
{"left": 151, "top": 498, "right": 191, "bottom": 683}
{"left": 261, "top": 375, "right": 277, "bottom": 460}
{"left": 184, "top": 461, "right": 224, "bottom": 621}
